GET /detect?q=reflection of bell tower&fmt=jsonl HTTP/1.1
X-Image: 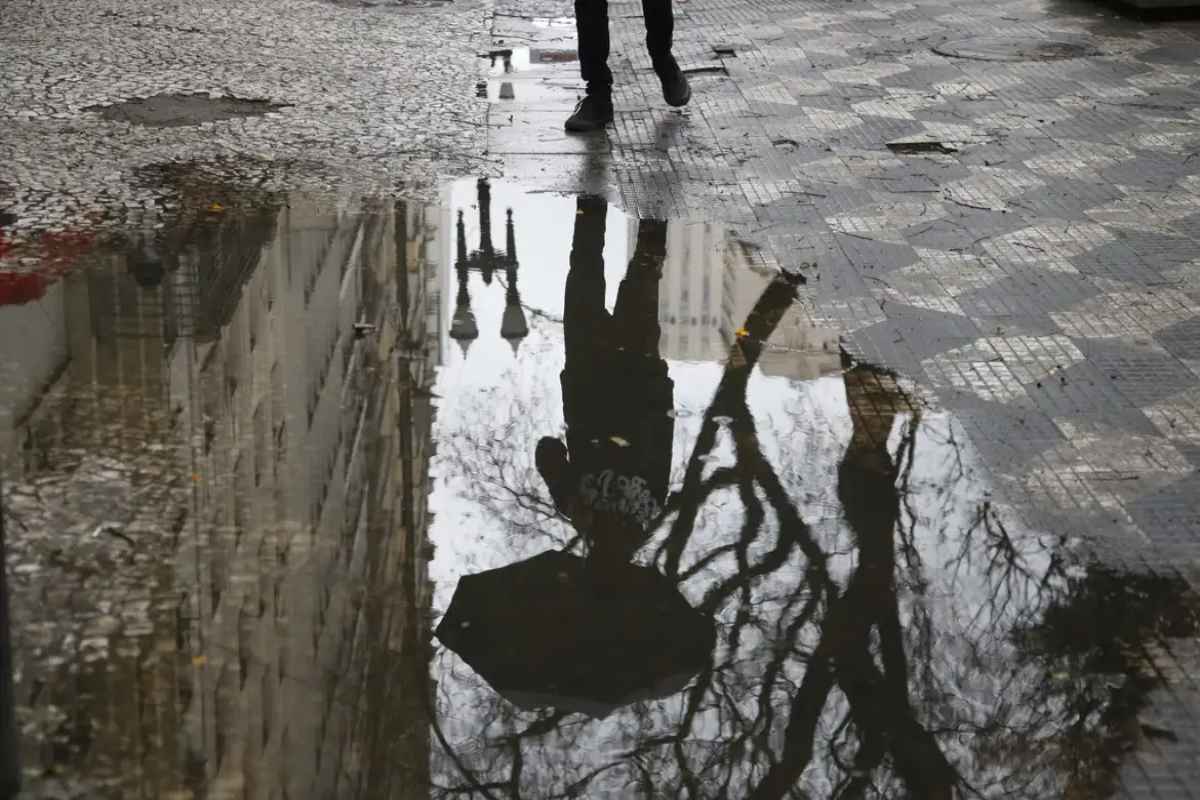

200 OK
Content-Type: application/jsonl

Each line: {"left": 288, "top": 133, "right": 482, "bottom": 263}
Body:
{"left": 450, "top": 178, "right": 528, "bottom": 357}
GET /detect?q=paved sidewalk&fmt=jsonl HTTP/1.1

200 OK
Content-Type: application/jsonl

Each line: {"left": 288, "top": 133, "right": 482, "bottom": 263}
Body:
{"left": 486, "top": 0, "right": 1200, "bottom": 578}
{"left": 0, "top": 0, "right": 493, "bottom": 236}
{"left": 481, "top": 8, "right": 1200, "bottom": 794}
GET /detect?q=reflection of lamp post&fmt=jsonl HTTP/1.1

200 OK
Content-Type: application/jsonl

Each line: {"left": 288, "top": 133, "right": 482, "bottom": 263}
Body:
{"left": 0, "top": 473, "right": 20, "bottom": 799}
{"left": 500, "top": 210, "right": 528, "bottom": 353}
{"left": 453, "top": 179, "right": 528, "bottom": 357}
{"left": 450, "top": 211, "right": 479, "bottom": 356}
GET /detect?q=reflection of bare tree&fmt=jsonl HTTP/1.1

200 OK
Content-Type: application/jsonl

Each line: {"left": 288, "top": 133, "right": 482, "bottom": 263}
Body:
{"left": 438, "top": 384, "right": 578, "bottom": 552}
{"left": 643, "top": 270, "right": 960, "bottom": 797}
{"left": 431, "top": 266, "right": 1197, "bottom": 800}
{"left": 1008, "top": 567, "right": 1200, "bottom": 799}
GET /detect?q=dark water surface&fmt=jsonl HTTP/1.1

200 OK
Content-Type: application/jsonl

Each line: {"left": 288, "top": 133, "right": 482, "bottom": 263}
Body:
{"left": 0, "top": 178, "right": 1197, "bottom": 799}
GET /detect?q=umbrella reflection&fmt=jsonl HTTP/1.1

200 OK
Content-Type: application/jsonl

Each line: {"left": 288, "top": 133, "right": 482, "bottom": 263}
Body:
{"left": 436, "top": 550, "right": 714, "bottom": 718}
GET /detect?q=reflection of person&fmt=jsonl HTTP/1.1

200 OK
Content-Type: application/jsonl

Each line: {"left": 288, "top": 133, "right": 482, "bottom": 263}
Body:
{"left": 537, "top": 196, "right": 673, "bottom": 567}
{"left": 838, "top": 363, "right": 904, "bottom": 544}
{"left": 564, "top": 0, "right": 691, "bottom": 132}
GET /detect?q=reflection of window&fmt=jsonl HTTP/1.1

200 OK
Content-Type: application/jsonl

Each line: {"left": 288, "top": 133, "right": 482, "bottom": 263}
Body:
{"left": 260, "top": 668, "right": 273, "bottom": 748}
{"left": 233, "top": 450, "right": 246, "bottom": 536}
{"left": 253, "top": 400, "right": 266, "bottom": 488}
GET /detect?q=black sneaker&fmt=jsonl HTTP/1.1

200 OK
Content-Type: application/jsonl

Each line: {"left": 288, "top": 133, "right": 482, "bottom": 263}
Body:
{"left": 655, "top": 56, "right": 691, "bottom": 108}
{"left": 564, "top": 96, "right": 613, "bottom": 132}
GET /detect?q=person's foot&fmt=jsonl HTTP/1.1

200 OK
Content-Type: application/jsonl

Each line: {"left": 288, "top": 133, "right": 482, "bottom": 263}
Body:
{"left": 655, "top": 56, "right": 691, "bottom": 108}
{"left": 564, "top": 95, "right": 613, "bottom": 133}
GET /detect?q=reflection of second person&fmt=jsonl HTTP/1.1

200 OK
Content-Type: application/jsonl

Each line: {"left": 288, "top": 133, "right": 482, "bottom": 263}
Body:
{"left": 537, "top": 197, "right": 673, "bottom": 569}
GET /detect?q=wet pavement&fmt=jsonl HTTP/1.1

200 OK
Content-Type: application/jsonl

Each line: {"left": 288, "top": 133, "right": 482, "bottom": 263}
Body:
{"left": 0, "top": 0, "right": 492, "bottom": 238}
{"left": 3, "top": 0, "right": 1200, "bottom": 795}
{"left": 1, "top": 178, "right": 1199, "bottom": 798}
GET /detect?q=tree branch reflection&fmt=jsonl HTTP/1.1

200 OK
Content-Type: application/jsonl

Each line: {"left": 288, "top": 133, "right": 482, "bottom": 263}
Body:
{"left": 431, "top": 217, "right": 1197, "bottom": 799}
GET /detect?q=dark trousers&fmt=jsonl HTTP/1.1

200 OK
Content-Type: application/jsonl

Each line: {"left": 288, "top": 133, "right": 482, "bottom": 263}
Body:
{"left": 564, "top": 196, "right": 666, "bottom": 364}
{"left": 575, "top": 0, "right": 675, "bottom": 99}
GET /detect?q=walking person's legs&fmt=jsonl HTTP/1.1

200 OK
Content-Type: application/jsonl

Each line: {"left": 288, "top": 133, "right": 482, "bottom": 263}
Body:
{"left": 566, "top": 0, "right": 690, "bottom": 131}
{"left": 566, "top": 0, "right": 616, "bottom": 132}
{"left": 641, "top": 0, "right": 690, "bottom": 107}
{"left": 641, "top": 0, "right": 672, "bottom": 66}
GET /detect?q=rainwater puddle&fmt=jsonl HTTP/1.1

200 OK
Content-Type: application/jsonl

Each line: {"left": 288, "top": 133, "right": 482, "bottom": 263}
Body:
{"left": 1, "top": 178, "right": 1197, "bottom": 798}
{"left": 84, "top": 92, "right": 290, "bottom": 127}
{"left": 481, "top": 45, "right": 581, "bottom": 106}
{"left": 485, "top": 45, "right": 578, "bottom": 76}
{"left": 933, "top": 36, "right": 1102, "bottom": 62}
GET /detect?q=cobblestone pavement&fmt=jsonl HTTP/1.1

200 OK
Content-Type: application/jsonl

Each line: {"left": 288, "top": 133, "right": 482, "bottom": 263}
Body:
{"left": 0, "top": 0, "right": 492, "bottom": 241}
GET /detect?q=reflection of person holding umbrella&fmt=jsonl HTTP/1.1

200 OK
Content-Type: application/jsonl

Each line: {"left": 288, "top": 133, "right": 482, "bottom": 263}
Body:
{"left": 436, "top": 198, "right": 713, "bottom": 718}
{"left": 535, "top": 196, "right": 674, "bottom": 571}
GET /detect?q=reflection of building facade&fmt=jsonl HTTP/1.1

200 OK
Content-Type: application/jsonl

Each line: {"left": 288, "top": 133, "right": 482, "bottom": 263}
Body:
{"left": 0, "top": 186, "right": 443, "bottom": 798}
{"left": 657, "top": 224, "right": 840, "bottom": 378}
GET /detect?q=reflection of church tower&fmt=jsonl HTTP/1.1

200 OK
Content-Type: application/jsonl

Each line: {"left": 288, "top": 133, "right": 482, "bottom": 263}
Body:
{"left": 449, "top": 178, "right": 528, "bottom": 357}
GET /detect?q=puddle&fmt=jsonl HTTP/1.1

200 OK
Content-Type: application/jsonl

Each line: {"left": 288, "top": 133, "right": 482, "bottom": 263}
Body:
{"left": 933, "top": 36, "right": 1102, "bottom": 62}
{"left": 85, "top": 92, "right": 290, "bottom": 127}
{"left": 887, "top": 138, "right": 960, "bottom": 155}
{"left": 480, "top": 44, "right": 581, "bottom": 105}
{"left": 327, "top": 0, "right": 453, "bottom": 6}
{"left": 485, "top": 46, "right": 577, "bottom": 76}
{"left": 529, "top": 15, "right": 575, "bottom": 28}
{"left": 1, "top": 177, "right": 1197, "bottom": 798}
{"left": 483, "top": 76, "right": 581, "bottom": 104}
